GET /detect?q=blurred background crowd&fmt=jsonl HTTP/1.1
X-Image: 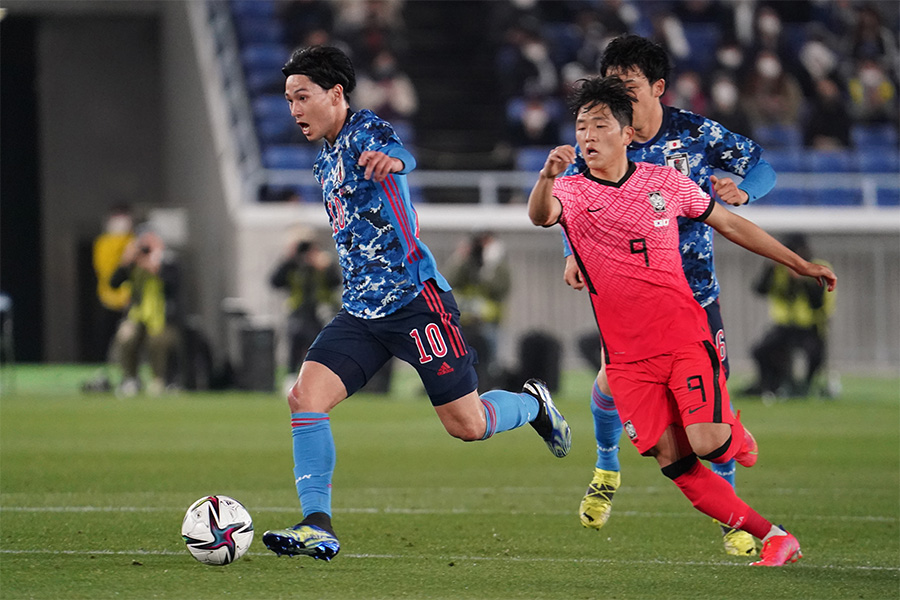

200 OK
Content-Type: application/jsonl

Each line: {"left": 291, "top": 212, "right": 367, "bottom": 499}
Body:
{"left": 238, "top": 0, "right": 899, "bottom": 202}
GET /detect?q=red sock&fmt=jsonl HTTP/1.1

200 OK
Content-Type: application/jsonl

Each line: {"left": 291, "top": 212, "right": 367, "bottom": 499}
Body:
{"left": 666, "top": 456, "right": 771, "bottom": 539}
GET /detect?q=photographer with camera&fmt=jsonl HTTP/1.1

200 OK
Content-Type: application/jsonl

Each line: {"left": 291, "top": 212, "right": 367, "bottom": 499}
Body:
{"left": 110, "top": 228, "right": 182, "bottom": 396}
{"left": 270, "top": 235, "right": 342, "bottom": 376}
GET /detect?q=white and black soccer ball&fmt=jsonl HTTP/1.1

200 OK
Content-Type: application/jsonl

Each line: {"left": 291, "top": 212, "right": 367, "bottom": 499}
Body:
{"left": 181, "top": 495, "right": 254, "bottom": 565}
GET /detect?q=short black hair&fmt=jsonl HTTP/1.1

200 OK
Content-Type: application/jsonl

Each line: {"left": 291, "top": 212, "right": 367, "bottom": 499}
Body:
{"left": 282, "top": 45, "right": 356, "bottom": 95}
{"left": 599, "top": 34, "right": 671, "bottom": 87}
{"left": 568, "top": 76, "right": 634, "bottom": 129}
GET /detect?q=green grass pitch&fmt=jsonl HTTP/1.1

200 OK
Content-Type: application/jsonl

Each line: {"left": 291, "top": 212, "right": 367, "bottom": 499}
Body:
{"left": 1, "top": 365, "right": 897, "bottom": 599}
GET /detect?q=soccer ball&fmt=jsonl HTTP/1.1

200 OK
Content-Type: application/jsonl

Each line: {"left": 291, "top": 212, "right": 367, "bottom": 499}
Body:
{"left": 181, "top": 495, "right": 254, "bottom": 565}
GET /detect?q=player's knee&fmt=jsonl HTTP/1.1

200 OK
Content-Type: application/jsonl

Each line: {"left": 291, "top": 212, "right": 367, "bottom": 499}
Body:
{"left": 686, "top": 423, "right": 731, "bottom": 458}
{"left": 287, "top": 379, "right": 303, "bottom": 412}
{"left": 448, "top": 422, "right": 485, "bottom": 442}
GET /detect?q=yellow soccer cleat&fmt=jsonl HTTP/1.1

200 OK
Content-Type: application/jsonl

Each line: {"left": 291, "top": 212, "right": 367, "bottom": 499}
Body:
{"left": 716, "top": 520, "right": 758, "bottom": 556}
{"left": 579, "top": 468, "right": 620, "bottom": 530}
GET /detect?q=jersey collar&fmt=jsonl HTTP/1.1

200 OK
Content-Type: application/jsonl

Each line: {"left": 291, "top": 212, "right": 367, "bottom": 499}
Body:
{"left": 583, "top": 161, "right": 637, "bottom": 187}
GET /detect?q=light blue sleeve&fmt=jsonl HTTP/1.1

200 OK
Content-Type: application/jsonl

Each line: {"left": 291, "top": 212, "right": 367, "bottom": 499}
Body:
{"left": 561, "top": 229, "right": 572, "bottom": 257}
{"left": 737, "top": 158, "right": 776, "bottom": 204}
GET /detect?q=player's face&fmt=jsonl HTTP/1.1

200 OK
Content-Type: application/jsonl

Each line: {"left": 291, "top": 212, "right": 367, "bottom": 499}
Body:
{"left": 575, "top": 103, "right": 634, "bottom": 176}
{"left": 605, "top": 66, "right": 665, "bottom": 129}
{"left": 284, "top": 74, "right": 346, "bottom": 144}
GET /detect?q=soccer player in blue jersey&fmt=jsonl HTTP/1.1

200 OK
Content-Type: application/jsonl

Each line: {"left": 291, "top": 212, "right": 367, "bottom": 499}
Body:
{"left": 261, "top": 46, "right": 571, "bottom": 562}
{"left": 563, "top": 35, "right": 777, "bottom": 557}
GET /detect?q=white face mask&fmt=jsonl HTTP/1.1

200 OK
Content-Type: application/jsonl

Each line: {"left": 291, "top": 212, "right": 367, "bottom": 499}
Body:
{"left": 758, "top": 13, "right": 781, "bottom": 36}
{"left": 757, "top": 56, "right": 782, "bottom": 79}
{"left": 712, "top": 82, "right": 738, "bottom": 109}
{"left": 860, "top": 67, "right": 883, "bottom": 88}
{"left": 676, "top": 77, "right": 699, "bottom": 98}
{"left": 718, "top": 47, "right": 743, "bottom": 69}
{"left": 106, "top": 215, "right": 132, "bottom": 235}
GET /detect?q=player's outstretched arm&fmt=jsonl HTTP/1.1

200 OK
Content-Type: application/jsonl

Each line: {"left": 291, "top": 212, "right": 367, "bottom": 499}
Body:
{"left": 704, "top": 203, "right": 837, "bottom": 291}
{"left": 528, "top": 145, "right": 575, "bottom": 227}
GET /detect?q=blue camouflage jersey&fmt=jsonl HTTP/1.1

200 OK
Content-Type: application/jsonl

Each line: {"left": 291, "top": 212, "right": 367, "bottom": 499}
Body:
{"left": 313, "top": 109, "right": 450, "bottom": 319}
{"left": 565, "top": 104, "right": 765, "bottom": 307}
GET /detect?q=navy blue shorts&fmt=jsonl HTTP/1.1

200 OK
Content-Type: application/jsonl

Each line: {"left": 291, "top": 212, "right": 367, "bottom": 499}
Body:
{"left": 703, "top": 299, "right": 729, "bottom": 380}
{"left": 305, "top": 280, "right": 479, "bottom": 406}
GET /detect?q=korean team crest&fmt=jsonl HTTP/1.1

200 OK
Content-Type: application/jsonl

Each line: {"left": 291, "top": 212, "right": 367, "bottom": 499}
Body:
{"left": 623, "top": 420, "right": 637, "bottom": 441}
{"left": 648, "top": 191, "right": 666, "bottom": 213}
{"left": 665, "top": 152, "right": 690, "bottom": 177}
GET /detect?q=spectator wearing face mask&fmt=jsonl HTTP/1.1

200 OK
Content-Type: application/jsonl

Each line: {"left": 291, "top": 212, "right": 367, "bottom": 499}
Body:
{"left": 707, "top": 72, "right": 752, "bottom": 138}
{"left": 848, "top": 58, "right": 899, "bottom": 125}
{"left": 742, "top": 50, "right": 804, "bottom": 130}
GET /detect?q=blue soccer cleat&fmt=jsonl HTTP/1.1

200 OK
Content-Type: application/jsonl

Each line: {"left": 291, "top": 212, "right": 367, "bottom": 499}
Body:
{"left": 523, "top": 378, "right": 571, "bottom": 458}
{"left": 263, "top": 523, "right": 340, "bottom": 561}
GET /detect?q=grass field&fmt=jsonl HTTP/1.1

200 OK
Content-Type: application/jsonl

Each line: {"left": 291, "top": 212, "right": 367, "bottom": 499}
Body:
{"left": 1, "top": 365, "right": 898, "bottom": 599}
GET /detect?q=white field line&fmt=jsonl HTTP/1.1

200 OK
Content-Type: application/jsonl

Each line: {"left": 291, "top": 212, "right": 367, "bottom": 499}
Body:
{"left": 0, "top": 548, "right": 896, "bottom": 572}
{"left": 1, "top": 505, "right": 896, "bottom": 523}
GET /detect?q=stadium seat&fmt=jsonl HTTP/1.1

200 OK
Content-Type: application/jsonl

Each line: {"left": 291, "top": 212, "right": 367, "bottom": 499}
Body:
{"left": 754, "top": 187, "right": 809, "bottom": 206}
{"left": 515, "top": 146, "right": 555, "bottom": 172}
{"left": 763, "top": 149, "right": 804, "bottom": 172}
{"left": 245, "top": 68, "right": 284, "bottom": 95}
{"left": 231, "top": 0, "right": 275, "bottom": 18}
{"left": 241, "top": 43, "right": 287, "bottom": 73}
{"left": 855, "top": 148, "right": 900, "bottom": 173}
{"left": 252, "top": 94, "right": 288, "bottom": 122}
{"left": 681, "top": 24, "right": 720, "bottom": 72}
{"left": 877, "top": 188, "right": 900, "bottom": 206}
{"left": 256, "top": 118, "right": 295, "bottom": 144}
{"left": 233, "top": 16, "right": 284, "bottom": 44}
{"left": 850, "top": 123, "right": 899, "bottom": 150}
{"left": 809, "top": 188, "right": 862, "bottom": 206}
{"left": 753, "top": 124, "right": 803, "bottom": 150}
{"left": 261, "top": 144, "right": 318, "bottom": 169}
{"left": 805, "top": 150, "right": 854, "bottom": 173}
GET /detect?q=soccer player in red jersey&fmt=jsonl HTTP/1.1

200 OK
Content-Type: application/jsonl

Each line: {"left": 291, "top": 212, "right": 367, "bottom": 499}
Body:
{"left": 527, "top": 76, "right": 837, "bottom": 566}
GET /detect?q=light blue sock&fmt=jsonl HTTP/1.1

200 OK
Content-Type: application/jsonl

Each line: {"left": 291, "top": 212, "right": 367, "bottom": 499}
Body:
{"left": 290, "top": 412, "right": 335, "bottom": 518}
{"left": 591, "top": 382, "right": 622, "bottom": 472}
{"left": 711, "top": 459, "right": 736, "bottom": 488}
{"left": 710, "top": 399, "right": 738, "bottom": 488}
{"left": 478, "top": 390, "right": 540, "bottom": 439}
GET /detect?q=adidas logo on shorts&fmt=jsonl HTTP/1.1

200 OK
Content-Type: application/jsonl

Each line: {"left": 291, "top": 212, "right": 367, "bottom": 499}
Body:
{"left": 436, "top": 362, "right": 454, "bottom": 376}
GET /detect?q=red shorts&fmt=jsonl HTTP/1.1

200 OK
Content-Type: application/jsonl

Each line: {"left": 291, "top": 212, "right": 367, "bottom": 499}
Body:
{"left": 605, "top": 340, "right": 734, "bottom": 455}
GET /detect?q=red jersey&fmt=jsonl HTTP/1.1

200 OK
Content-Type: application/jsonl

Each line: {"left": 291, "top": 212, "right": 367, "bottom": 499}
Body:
{"left": 553, "top": 161, "right": 715, "bottom": 363}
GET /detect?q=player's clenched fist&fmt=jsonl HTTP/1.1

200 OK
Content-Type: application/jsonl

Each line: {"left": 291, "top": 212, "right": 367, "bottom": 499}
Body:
{"left": 540, "top": 145, "right": 577, "bottom": 179}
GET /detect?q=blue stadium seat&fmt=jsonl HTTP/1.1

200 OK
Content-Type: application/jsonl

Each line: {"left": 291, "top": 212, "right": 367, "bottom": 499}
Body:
{"left": 257, "top": 118, "right": 295, "bottom": 144}
{"left": 252, "top": 94, "right": 288, "bottom": 121}
{"left": 261, "top": 144, "right": 318, "bottom": 169}
{"left": 231, "top": 0, "right": 275, "bottom": 18}
{"left": 805, "top": 150, "right": 854, "bottom": 173}
{"left": 809, "top": 188, "right": 862, "bottom": 206}
{"left": 245, "top": 68, "right": 284, "bottom": 95}
{"left": 855, "top": 148, "right": 900, "bottom": 173}
{"left": 877, "top": 188, "right": 900, "bottom": 206}
{"left": 754, "top": 187, "right": 809, "bottom": 206}
{"left": 681, "top": 24, "right": 720, "bottom": 72}
{"left": 233, "top": 16, "right": 284, "bottom": 44}
{"left": 515, "top": 146, "right": 555, "bottom": 172}
{"left": 241, "top": 43, "right": 287, "bottom": 72}
{"left": 851, "top": 123, "right": 899, "bottom": 149}
{"left": 763, "top": 149, "right": 804, "bottom": 172}
{"left": 753, "top": 124, "right": 803, "bottom": 150}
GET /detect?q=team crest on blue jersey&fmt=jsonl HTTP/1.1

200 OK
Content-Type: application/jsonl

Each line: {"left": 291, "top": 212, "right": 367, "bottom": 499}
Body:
{"left": 666, "top": 153, "right": 690, "bottom": 177}
{"left": 333, "top": 157, "right": 345, "bottom": 186}
{"left": 648, "top": 191, "right": 666, "bottom": 212}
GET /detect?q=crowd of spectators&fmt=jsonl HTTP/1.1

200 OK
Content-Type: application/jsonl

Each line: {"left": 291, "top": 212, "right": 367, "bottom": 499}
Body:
{"left": 491, "top": 0, "right": 899, "bottom": 153}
